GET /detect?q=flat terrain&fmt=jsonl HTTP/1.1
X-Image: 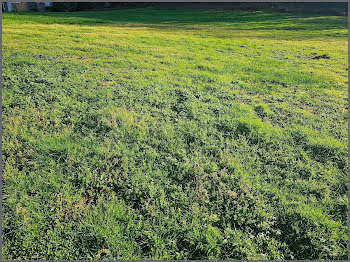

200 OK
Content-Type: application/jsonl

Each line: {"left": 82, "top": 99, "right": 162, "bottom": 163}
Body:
{"left": 2, "top": 8, "right": 348, "bottom": 260}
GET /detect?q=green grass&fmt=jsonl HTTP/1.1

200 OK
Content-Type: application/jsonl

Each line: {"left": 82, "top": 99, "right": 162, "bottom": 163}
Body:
{"left": 2, "top": 8, "right": 348, "bottom": 260}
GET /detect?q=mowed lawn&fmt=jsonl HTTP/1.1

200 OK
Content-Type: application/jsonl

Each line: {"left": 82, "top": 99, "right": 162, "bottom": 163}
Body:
{"left": 2, "top": 8, "right": 348, "bottom": 260}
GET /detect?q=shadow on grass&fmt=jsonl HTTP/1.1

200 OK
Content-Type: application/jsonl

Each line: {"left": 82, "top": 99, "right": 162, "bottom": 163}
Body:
{"left": 3, "top": 7, "right": 348, "bottom": 32}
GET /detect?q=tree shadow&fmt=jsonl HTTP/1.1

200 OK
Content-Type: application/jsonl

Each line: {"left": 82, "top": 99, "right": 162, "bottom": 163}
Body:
{"left": 3, "top": 7, "right": 348, "bottom": 32}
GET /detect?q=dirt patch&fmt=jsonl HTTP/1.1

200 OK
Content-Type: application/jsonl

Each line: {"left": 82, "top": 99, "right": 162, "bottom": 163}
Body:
{"left": 312, "top": 54, "right": 330, "bottom": 60}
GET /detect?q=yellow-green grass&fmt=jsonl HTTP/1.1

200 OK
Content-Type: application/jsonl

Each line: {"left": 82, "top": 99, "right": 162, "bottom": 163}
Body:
{"left": 2, "top": 8, "right": 348, "bottom": 260}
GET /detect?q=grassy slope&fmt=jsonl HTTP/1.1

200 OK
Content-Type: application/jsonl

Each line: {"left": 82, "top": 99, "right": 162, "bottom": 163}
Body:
{"left": 2, "top": 8, "right": 348, "bottom": 260}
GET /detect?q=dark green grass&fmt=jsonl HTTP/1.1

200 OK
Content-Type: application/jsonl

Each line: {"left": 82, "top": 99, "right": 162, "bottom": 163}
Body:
{"left": 2, "top": 8, "right": 348, "bottom": 260}
{"left": 3, "top": 8, "right": 347, "bottom": 29}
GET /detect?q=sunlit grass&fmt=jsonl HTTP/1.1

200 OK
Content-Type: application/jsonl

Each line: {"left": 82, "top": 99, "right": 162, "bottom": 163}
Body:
{"left": 2, "top": 8, "right": 348, "bottom": 260}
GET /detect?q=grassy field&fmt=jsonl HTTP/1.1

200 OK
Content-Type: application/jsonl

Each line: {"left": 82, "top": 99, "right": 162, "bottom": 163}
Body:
{"left": 2, "top": 8, "right": 348, "bottom": 260}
